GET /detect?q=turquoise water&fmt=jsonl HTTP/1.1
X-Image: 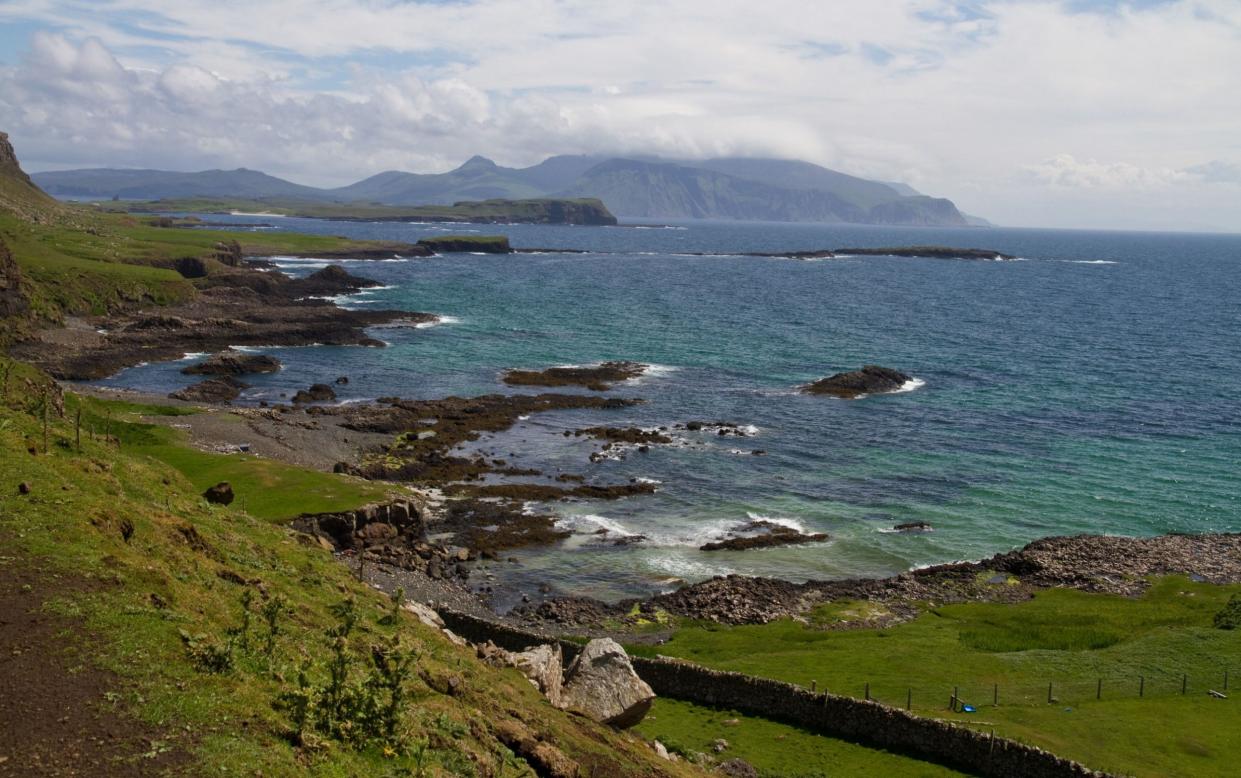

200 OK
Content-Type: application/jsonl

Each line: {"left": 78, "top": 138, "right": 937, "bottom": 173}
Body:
{"left": 101, "top": 218, "right": 1241, "bottom": 604}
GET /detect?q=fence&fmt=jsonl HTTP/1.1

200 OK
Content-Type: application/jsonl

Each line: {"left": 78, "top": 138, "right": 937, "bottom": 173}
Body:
{"left": 437, "top": 608, "right": 1112, "bottom": 778}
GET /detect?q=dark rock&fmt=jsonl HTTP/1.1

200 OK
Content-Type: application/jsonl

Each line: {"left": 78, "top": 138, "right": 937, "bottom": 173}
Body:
{"left": 335, "top": 375, "right": 349, "bottom": 385}
{"left": 170, "top": 376, "right": 248, "bottom": 403}
{"left": 203, "top": 482, "right": 234, "bottom": 505}
{"left": 182, "top": 351, "right": 281, "bottom": 376}
{"left": 293, "top": 264, "right": 381, "bottom": 296}
{"left": 803, "top": 365, "right": 912, "bottom": 398}
{"left": 834, "top": 245, "right": 1012, "bottom": 260}
{"left": 17, "top": 481, "right": 31, "bottom": 495}
{"left": 503, "top": 361, "right": 647, "bottom": 391}
{"left": 700, "top": 520, "right": 829, "bottom": 552}
{"left": 0, "top": 237, "right": 30, "bottom": 322}
{"left": 291, "top": 383, "right": 336, "bottom": 404}
{"left": 894, "top": 521, "right": 933, "bottom": 532}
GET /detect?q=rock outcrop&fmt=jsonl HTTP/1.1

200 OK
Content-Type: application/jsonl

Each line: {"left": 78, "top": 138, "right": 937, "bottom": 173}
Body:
{"left": 292, "top": 383, "right": 336, "bottom": 404}
{"left": 803, "top": 365, "right": 912, "bottom": 398}
{"left": 182, "top": 351, "right": 281, "bottom": 376}
{"left": 170, "top": 376, "right": 247, "bottom": 403}
{"left": 0, "top": 237, "right": 28, "bottom": 323}
{"left": 203, "top": 482, "right": 235, "bottom": 505}
{"left": 557, "top": 638, "right": 654, "bottom": 728}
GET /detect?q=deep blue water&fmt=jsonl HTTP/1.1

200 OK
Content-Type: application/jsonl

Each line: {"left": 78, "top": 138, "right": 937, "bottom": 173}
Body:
{"left": 98, "top": 216, "right": 1241, "bottom": 604}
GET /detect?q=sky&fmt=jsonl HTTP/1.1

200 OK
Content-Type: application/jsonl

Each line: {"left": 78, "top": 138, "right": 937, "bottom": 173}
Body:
{"left": 0, "top": 0, "right": 1238, "bottom": 232}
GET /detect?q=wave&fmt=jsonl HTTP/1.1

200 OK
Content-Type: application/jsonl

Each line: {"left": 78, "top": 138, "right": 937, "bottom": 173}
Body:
{"left": 556, "top": 513, "right": 640, "bottom": 538}
{"left": 415, "top": 315, "right": 462, "bottom": 329}
{"left": 176, "top": 351, "right": 211, "bottom": 361}
{"left": 1063, "top": 259, "right": 1118, "bottom": 265}
{"left": 893, "top": 377, "right": 927, "bottom": 394}
{"left": 744, "top": 512, "right": 807, "bottom": 534}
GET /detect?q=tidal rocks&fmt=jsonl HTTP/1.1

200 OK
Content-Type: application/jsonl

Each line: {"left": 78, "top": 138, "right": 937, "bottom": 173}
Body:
{"left": 182, "top": 351, "right": 281, "bottom": 376}
{"left": 894, "top": 521, "right": 933, "bottom": 532}
{"left": 803, "top": 365, "right": 912, "bottom": 398}
{"left": 700, "top": 520, "right": 828, "bottom": 552}
{"left": 557, "top": 638, "right": 654, "bottom": 728}
{"left": 292, "top": 383, "right": 336, "bottom": 404}
{"left": 573, "top": 426, "right": 673, "bottom": 445}
{"left": 834, "top": 246, "right": 1014, "bottom": 261}
{"left": 293, "top": 264, "right": 381, "bottom": 296}
{"left": 203, "top": 482, "right": 235, "bottom": 505}
{"left": 480, "top": 642, "right": 565, "bottom": 702}
{"left": 502, "top": 361, "right": 647, "bottom": 391}
{"left": 170, "top": 376, "right": 247, "bottom": 403}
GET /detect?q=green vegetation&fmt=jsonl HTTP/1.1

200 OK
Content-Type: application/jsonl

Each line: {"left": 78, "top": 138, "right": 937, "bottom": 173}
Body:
{"left": 0, "top": 358, "right": 698, "bottom": 776}
{"left": 68, "top": 393, "right": 393, "bottom": 521}
{"left": 628, "top": 582, "right": 1241, "bottom": 776}
{"left": 95, "top": 196, "right": 617, "bottom": 225}
{"left": 634, "top": 698, "right": 965, "bottom": 777}
{"left": 1214, "top": 594, "right": 1241, "bottom": 630}
{"left": 416, "top": 234, "right": 512, "bottom": 253}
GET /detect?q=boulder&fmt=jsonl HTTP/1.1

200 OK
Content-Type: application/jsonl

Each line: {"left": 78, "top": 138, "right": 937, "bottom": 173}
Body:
{"left": 203, "top": 482, "right": 234, "bottom": 505}
{"left": 556, "top": 638, "right": 654, "bottom": 728}
{"left": 291, "top": 383, "right": 336, "bottom": 404}
{"left": 894, "top": 521, "right": 933, "bottom": 532}
{"left": 803, "top": 365, "right": 912, "bottom": 398}
{"left": 402, "top": 601, "right": 445, "bottom": 630}
{"left": 170, "top": 376, "right": 247, "bottom": 403}
{"left": 511, "top": 644, "right": 564, "bottom": 703}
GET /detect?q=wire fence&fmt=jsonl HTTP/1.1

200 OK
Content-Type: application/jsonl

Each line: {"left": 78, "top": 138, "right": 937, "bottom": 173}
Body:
{"left": 805, "top": 668, "right": 1236, "bottom": 712}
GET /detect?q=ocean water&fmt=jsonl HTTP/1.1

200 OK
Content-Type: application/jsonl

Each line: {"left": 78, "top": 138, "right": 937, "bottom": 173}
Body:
{"left": 98, "top": 216, "right": 1241, "bottom": 605}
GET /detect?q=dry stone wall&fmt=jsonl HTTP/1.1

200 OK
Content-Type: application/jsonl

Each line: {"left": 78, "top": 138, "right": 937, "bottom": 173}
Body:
{"left": 438, "top": 608, "right": 1112, "bottom": 778}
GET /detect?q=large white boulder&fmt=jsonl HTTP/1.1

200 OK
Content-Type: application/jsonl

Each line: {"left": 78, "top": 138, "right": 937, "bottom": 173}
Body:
{"left": 556, "top": 638, "right": 654, "bottom": 728}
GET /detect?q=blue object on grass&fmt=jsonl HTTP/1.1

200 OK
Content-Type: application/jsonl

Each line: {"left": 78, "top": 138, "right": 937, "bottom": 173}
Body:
{"left": 961, "top": 705, "right": 976, "bottom": 713}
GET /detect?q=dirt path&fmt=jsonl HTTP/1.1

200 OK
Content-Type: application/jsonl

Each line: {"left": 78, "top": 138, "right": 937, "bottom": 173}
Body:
{"left": 0, "top": 559, "right": 188, "bottom": 776}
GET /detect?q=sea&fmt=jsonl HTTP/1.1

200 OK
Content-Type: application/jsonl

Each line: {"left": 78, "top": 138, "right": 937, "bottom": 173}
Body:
{"left": 95, "top": 216, "right": 1241, "bottom": 607}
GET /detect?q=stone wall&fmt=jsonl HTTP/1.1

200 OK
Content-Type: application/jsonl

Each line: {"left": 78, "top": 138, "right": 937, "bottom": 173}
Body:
{"left": 438, "top": 608, "right": 1111, "bottom": 778}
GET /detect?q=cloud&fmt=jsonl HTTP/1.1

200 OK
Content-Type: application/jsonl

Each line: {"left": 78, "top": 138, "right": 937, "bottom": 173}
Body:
{"left": 0, "top": 1, "right": 1238, "bottom": 230}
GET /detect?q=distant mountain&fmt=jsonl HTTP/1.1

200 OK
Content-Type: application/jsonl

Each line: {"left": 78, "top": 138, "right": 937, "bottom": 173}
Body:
{"left": 559, "top": 158, "right": 967, "bottom": 225}
{"left": 33, "top": 154, "right": 981, "bottom": 227}
{"left": 32, "top": 167, "right": 323, "bottom": 201}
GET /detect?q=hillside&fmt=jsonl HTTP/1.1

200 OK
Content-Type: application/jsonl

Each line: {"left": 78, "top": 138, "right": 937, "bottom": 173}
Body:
{"left": 33, "top": 166, "right": 325, "bottom": 201}
{"left": 35, "top": 152, "right": 979, "bottom": 227}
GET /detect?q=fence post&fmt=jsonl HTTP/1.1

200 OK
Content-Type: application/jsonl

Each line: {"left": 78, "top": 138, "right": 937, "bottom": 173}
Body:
{"left": 907, "top": 688, "right": 912, "bottom": 711}
{"left": 811, "top": 680, "right": 816, "bottom": 693}
{"left": 1182, "top": 675, "right": 1188, "bottom": 695}
{"left": 1047, "top": 683, "right": 1053, "bottom": 704}
{"left": 993, "top": 684, "right": 998, "bottom": 706}
{"left": 1097, "top": 678, "right": 1102, "bottom": 700}
{"left": 865, "top": 682, "right": 870, "bottom": 701}
{"left": 1139, "top": 676, "right": 1144, "bottom": 697}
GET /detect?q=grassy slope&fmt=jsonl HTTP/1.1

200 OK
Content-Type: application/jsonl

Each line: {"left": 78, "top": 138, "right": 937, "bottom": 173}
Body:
{"left": 0, "top": 359, "right": 701, "bottom": 777}
{"left": 71, "top": 395, "right": 393, "bottom": 521}
{"left": 628, "top": 582, "right": 1241, "bottom": 777}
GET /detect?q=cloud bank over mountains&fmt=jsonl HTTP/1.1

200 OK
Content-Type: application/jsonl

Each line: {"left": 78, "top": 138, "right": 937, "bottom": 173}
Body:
{"left": 1, "top": 0, "right": 1238, "bottom": 231}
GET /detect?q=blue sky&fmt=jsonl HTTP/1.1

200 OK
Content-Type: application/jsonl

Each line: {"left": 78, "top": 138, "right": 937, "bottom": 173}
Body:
{"left": 0, "top": 0, "right": 1238, "bottom": 231}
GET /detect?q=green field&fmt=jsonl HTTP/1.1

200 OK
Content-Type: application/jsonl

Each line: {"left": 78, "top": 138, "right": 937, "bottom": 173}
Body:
{"left": 635, "top": 698, "right": 966, "bottom": 777}
{"left": 627, "top": 582, "right": 1241, "bottom": 776}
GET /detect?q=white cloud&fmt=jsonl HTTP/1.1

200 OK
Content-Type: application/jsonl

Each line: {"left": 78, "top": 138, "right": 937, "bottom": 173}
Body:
{"left": 0, "top": 1, "right": 1238, "bottom": 230}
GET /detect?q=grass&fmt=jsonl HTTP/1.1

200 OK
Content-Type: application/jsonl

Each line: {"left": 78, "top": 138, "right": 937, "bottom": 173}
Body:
{"left": 628, "top": 582, "right": 1241, "bottom": 776}
{"left": 634, "top": 698, "right": 966, "bottom": 777}
{"left": 0, "top": 358, "right": 700, "bottom": 776}
{"left": 67, "top": 392, "right": 393, "bottom": 521}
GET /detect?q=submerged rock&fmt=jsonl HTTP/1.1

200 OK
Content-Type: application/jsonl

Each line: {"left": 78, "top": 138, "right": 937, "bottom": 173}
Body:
{"left": 557, "top": 638, "right": 654, "bottom": 728}
{"left": 700, "top": 520, "right": 828, "bottom": 551}
{"left": 803, "top": 365, "right": 912, "bottom": 398}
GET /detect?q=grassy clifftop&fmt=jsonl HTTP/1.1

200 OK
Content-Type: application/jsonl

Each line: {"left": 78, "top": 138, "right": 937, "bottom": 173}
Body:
{"left": 0, "top": 360, "right": 698, "bottom": 776}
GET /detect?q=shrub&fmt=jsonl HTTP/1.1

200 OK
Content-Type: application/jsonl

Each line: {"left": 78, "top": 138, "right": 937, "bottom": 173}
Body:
{"left": 1214, "top": 594, "right": 1241, "bottom": 630}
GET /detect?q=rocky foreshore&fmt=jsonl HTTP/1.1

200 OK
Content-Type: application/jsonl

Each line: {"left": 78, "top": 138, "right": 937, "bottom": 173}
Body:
{"left": 513, "top": 533, "right": 1241, "bottom": 630}
{"left": 14, "top": 261, "right": 436, "bottom": 380}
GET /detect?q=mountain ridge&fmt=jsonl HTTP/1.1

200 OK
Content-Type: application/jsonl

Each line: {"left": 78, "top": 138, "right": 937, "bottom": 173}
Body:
{"left": 33, "top": 153, "right": 980, "bottom": 227}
